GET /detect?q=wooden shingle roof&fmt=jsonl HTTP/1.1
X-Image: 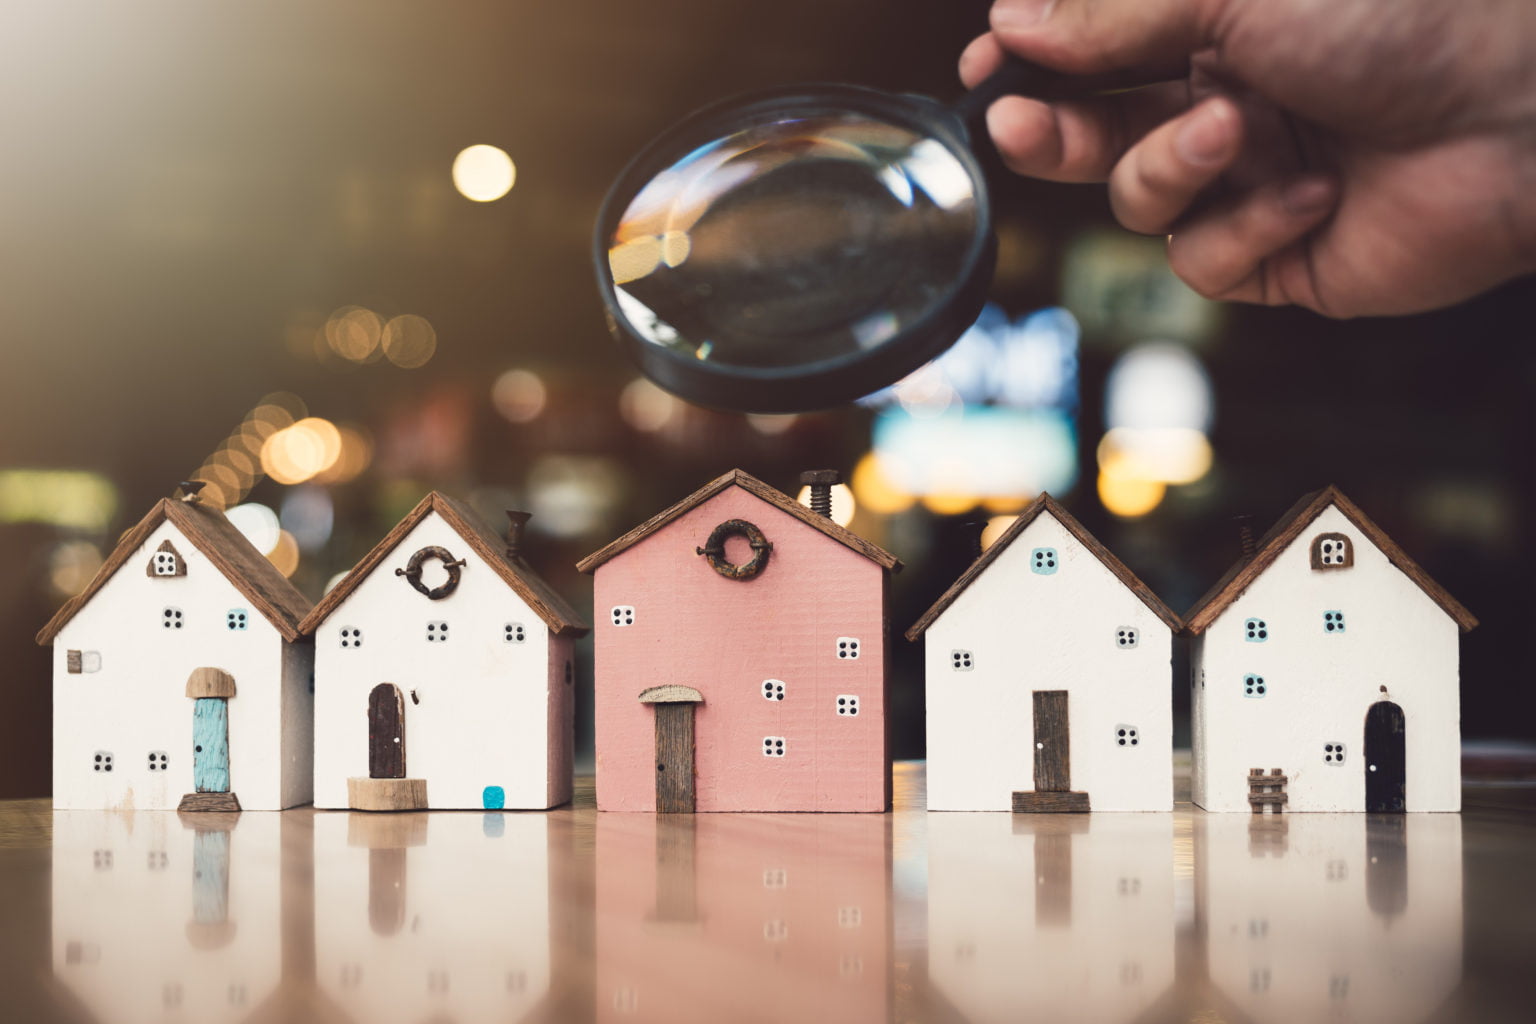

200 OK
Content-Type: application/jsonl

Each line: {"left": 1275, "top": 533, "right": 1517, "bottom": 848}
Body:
{"left": 297, "top": 491, "right": 590, "bottom": 638}
{"left": 37, "top": 498, "right": 313, "bottom": 644}
{"left": 1182, "top": 485, "right": 1478, "bottom": 635}
{"left": 905, "top": 492, "right": 1180, "bottom": 640}
{"left": 576, "top": 468, "right": 901, "bottom": 574}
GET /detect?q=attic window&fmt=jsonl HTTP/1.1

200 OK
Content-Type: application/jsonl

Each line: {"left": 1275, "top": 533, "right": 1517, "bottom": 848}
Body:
{"left": 226, "top": 609, "right": 248, "bottom": 631}
{"left": 1243, "top": 673, "right": 1267, "bottom": 698}
{"left": 836, "top": 694, "right": 859, "bottom": 716}
{"left": 836, "top": 637, "right": 860, "bottom": 660}
{"left": 162, "top": 608, "right": 184, "bottom": 630}
{"left": 951, "top": 649, "right": 974, "bottom": 670}
{"left": 1324, "top": 610, "right": 1345, "bottom": 633}
{"left": 1312, "top": 533, "right": 1353, "bottom": 569}
{"left": 762, "top": 679, "right": 785, "bottom": 701}
{"left": 1244, "top": 618, "right": 1268, "bottom": 642}
{"left": 147, "top": 541, "right": 186, "bottom": 577}
{"left": 611, "top": 605, "right": 635, "bottom": 627}
{"left": 1115, "top": 628, "right": 1139, "bottom": 649}
{"left": 504, "top": 622, "right": 527, "bottom": 644}
{"left": 339, "top": 626, "right": 363, "bottom": 649}
{"left": 1031, "top": 548, "right": 1058, "bottom": 575}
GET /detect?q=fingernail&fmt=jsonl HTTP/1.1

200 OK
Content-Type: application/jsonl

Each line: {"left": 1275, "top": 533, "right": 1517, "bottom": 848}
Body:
{"left": 1282, "top": 176, "right": 1336, "bottom": 215}
{"left": 993, "top": 0, "right": 1057, "bottom": 29}
{"left": 1176, "top": 102, "right": 1236, "bottom": 166}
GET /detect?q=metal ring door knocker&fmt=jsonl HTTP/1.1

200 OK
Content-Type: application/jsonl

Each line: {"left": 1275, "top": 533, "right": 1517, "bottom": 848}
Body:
{"left": 696, "top": 519, "right": 772, "bottom": 580}
{"left": 396, "top": 546, "right": 468, "bottom": 599}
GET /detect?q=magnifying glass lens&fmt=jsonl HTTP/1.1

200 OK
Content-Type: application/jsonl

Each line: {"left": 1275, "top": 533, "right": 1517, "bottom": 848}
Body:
{"left": 603, "top": 103, "right": 985, "bottom": 399}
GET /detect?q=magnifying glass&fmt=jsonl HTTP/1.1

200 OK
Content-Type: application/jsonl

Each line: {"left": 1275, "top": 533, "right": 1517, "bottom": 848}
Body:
{"left": 593, "top": 59, "right": 1169, "bottom": 413}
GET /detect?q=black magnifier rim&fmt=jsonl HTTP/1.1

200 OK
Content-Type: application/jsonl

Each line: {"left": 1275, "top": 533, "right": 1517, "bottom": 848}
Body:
{"left": 594, "top": 83, "right": 996, "bottom": 415}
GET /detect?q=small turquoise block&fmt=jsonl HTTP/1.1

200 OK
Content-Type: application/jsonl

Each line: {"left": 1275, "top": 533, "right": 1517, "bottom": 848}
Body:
{"left": 482, "top": 785, "right": 505, "bottom": 810}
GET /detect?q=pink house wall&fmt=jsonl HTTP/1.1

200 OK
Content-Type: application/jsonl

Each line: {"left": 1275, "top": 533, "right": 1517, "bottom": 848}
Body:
{"left": 593, "top": 486, "right": 888, "bottom": 812}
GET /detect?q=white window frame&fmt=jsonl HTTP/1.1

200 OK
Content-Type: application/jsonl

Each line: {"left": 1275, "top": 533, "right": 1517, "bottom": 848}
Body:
{"left": 1115, "top": 627, "right": 1139, "bottom": 649}
{"left": 762, "top": 679, "right": 785, "bottom": 701}
{"left": 836, "top": 694, "right": 860, "bottom": 717}
{"left": 504, "top": 622, "right": 527, "bottom": 644}
{"left": 950, "top": 649, "right": 974, "bottom": 670}
{"left": 339, "top": 626, "right": 363, "bottom": 649}
{"left": 762, "top": 736, "right": 786, "bottom": 757}
{"left": 835, "top": 636, "right": 860, "bottom": 660}
{"left": 611, "top": 605, "right": 636, "bottom": 627}
{"left": 425, "top": 620, "right": 449, "bottom": 643}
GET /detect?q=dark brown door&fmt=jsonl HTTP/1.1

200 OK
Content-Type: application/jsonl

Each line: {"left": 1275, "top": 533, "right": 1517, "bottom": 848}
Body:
{"left": 369, "top": 683, "right": 406, "bottom": 780}
{"left": 1364, "top": 701, "right": 1406, "bottom": 812}
{"left": 1033, "top": 690, "right": 1071, "bottom": 792}
{"left": 654, "top": 703, "right": 696, "bottom": 813}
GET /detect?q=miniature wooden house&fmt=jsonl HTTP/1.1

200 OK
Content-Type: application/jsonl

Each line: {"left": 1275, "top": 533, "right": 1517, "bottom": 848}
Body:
{"left": 303, "top": 493, "right": 589, "bottom": 811}
{"left": 37, "top": 492, "right": 314, "bottom": 812}
{"left": 577, "top": 469, "right": 901, "bottom": 813}
{"left": 1186, "top": 487, "right": 1477, "bottom": 812}
{"left": 908, "top": 494, "right": 1179, "bottom": 812}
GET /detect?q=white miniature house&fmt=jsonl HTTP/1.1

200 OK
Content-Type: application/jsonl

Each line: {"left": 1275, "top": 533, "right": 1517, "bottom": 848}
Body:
{"left": 303, "top": 492, "right": 589, "bottom": 811}
{"left": 1186, "top": 487, "right": 1477, "bottom": 812}
{"left": 908, "top": 493, "right": 1180, "bottom": 812}
{"left": 37, "top": 487, "right": 315, "bottom": 811}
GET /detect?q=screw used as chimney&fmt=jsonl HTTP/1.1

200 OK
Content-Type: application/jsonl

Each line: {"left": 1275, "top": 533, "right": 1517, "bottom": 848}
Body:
{"left": 505, "top": 510, "right": 532, "bottom": 559}
{"left": 800, "top": 470, "right": 840, "bottom": 518}
{"left": 179, "top": 480, "right": 207, "bottom": 504}
{"left": 1233, "top": 514, "right": 1256, "bottom": 560}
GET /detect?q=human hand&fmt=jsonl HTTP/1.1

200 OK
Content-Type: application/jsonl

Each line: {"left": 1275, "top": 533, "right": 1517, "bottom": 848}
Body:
{"left": 963, "top": 0, "right": 1536, "bottom": 316}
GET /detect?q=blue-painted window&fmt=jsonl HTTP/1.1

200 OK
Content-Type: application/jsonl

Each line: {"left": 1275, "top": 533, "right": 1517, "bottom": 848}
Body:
{"left": 1243, "top": 674, "right": 1267, "bottom": 698}
{"left": 1324, "top": 610, "right": 1345, "bottom": 633}
{"left": 1244, "top": 618, "right": 1268, "bottom": 642}
{"left": 1031, "top": 548, "right": 1058, "bottom": 574}
{"left": 482, "top": 785, "right": 505, "bottom": 810}
{"left": 226, "top": 609, "right": 248, "bottom": 631}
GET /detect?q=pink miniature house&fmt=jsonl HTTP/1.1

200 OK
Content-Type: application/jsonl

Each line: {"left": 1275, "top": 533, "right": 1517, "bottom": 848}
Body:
{"left": 577, "top": 469, "right": 902, "bottom": 813}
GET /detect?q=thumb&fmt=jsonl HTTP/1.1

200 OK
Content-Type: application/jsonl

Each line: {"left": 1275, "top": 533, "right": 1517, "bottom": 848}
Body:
{"left": 991, "top": 0, "right": 1224, "bottom": 74}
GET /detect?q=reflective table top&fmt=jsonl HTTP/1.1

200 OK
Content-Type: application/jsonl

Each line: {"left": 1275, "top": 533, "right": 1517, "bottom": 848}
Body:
{"left": 4, "top": 760, "right": 1534, "bottom": 1023}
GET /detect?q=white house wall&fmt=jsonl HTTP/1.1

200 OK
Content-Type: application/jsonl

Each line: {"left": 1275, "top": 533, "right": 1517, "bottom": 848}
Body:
{"left": 924, "top": 513, "right": 1173, "bottom": 811}
{"left": 51, "top": 520, "right": 302, "bottom": 811}
{"left": 1192, "top": 505, "right": 1462, "bottom": 812}
{"left": 312, "top": 511, "right": 562, "bottom": 809}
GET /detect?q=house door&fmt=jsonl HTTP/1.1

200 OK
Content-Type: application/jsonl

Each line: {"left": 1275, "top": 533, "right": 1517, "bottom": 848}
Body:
{"left": 192, "top": 698, "right": 230, "bottom": 793}
{"left": 1034, "top": 690, "right": 1071, "bottom": 791}
{"left": 1364, "top": 701, "right": 1406, "bottom": 812}
{"left": 369, "top": 683, "right": 406, "bottom": 780}
{"left": 655, "top": 704, "right": 696, "bottom": 813}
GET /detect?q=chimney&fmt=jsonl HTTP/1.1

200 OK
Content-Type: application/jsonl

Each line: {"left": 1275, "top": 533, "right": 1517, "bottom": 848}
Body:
{"left": 504, "top": 510, "right": 532, "bottom": 559}
{"left": 800, "top": 470, "right": 840, "bottom": 519}
{"left": 178, "top": 480, "right": 207, "bottom": 504}
{"left": 1233, "top": 514, "right": 1256, "bottom": 560}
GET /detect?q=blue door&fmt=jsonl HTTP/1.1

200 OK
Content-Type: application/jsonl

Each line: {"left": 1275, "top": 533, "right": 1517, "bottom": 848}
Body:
{"left": 192, "top": 698, "right": 230, "bottom": 793}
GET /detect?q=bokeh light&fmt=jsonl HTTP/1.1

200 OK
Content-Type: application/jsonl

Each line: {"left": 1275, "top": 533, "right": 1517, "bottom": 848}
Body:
{"left": 0, "top": 471, "right": 118, "bottom": 531}
{"left": 1104, "top": 342, "right": 1213, "bottom": 431}
{"left": 922, "top": 491, "right": 978, "bottom": 516}
{"left": 267, "top": 529, "right": 301, "bottom": 577}
{"left": 381, "top": 314, "right": 437, "bottom": 369}
{"left": 795, "top": 483, "right": 856, "bottom": 527}
{"left": 325, "top": 306, "right": 384, "bottom": 363}
{"left": 280, "top": 486, "right": 335, "bottom": 553}
{"left": 619, "top": 378, "right": 679, "bottom": 432}
{"left": 452, "top": 144, "right": 516, "bottom": 202}
{"left": 224, "top": 502, "right": 281, "bottom": 555}
{"left": 260, "top": 417, "right": 342, "bottom": 485}
{"left": 492, "top": 369, "right": 548, "bottom": 424}
{"left": 849, "top": 452, "right": 915, "bottom": 516}
{"left": 1097, "top": 428, "right": 1214, "bottom": 486}
{"left": 980, "top": 515, "right": 1017, "bottom": 551}
{"left": 48, "top": 541, "right": 104, "bottom": 599}
{"left": 746, "top": 413, "right": 797, "bottom": 436}
{"left": 313, "top": 425, "right": 373, "bottom": 485}
{"left": 1098, "top": 469, "right": 1167, "bottom": 519}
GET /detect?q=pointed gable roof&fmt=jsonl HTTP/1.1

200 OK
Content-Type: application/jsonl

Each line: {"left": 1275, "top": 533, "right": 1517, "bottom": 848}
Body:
{"left": 906, "top": 492, "right": 1180, "bottom": 641}
{"left": 37, "top": 498, "right": 313, "bottom": 645}
{"left": 298, "top": 491, "right": 589, "bottom": 638}
{"left": 576, "top": 468, "right": 901, "bottom": 574}
{"left": 1183, "top": 485, "right": 1478, "bottom": 635}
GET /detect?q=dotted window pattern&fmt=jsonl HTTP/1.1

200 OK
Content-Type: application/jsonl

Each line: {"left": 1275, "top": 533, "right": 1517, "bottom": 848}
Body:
{"left": 838, "top": 906, "right": 862, "bottom": 928}
{"left": 94, "top": 850, "right": 113, "bottom": 871}
{"left": 836, "top": 694, "right": 860, "bottom": 716}
{"left": 153, "top": 551, "right": 179, "bottom": 576}
{"left": 836, "top": 637, "right": 860, "bottom": 660}
{"left": 763, "top": 920, "right": 789, "bottom": 942}
{"left": 162, "top": 607, "right": 184, "bottom": 630}
{"left": 762, "top": 679, "right": 785, "bottom": 701}
{"left": 1312, "top": 533, "right": 1353, "bottom": 569}
{"left": 763, "top": 736, "right": 786, "bottom": 757}
{"left": 92, "top": 751, "right": 113, "bottom": 773}
{"left": 504, "top": 622, "right": 527, "bottom": 644}
{"left": 1245, "top": 618, "right": 1268, "bottom": 642}
{"left": 227, "top": 609, "right": 248, "bottom": 631}
{"left": 1324, "top": 610, "right": 1346, "bottom": 633}
{"left": 147, "top": 851, "right": 168, "bottom": 871}
{"left": 1116, "top": 627, "right": 1139, "bottom": 649}
{"left": 1323, "top": 742, "right": 1347, "bottom": 765}
{"left": 1115, "top": 725, "right": 1140, "bottom": 747}
{"left": 839, "top": 955, "right": 864, "bottom": 977}
{"left": 1031, "top": 548, "right": 1058, "bottom": 575}
{"left": 425, "top": 621, "right": 449, "bottom": 643}
{"left": 1243, "top": 674, "right": 1268, "bottom": 698}
{"left": 951, "top": 649, "right": 974, "bottom": 670}
{"left": 339, "top": 626, "right": 363, "bottom": 649}
{"left": 611, "top": 605, "right": 635, "bottom": 627}
{"left": 147, "top": 751, "right": 169, "bottom": 772}
{"left": 762, "top": 868, "right": 788, "bottom": 889}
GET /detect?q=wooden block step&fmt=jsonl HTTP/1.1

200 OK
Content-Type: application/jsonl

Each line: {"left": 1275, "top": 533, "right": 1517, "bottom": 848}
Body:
{"left": 348, "top": 777, "right": 428, "bottom": 812}
{"left": 1012, "top": 790, "right": 1091, "bottom": 813}
{"left": 177, "top": 791, "right": 241, "bottom": 813}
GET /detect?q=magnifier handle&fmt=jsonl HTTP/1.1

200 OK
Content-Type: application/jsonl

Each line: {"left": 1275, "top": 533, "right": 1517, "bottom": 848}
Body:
{"left": 953, "top": 55, "right": 1191, "bottom": 125}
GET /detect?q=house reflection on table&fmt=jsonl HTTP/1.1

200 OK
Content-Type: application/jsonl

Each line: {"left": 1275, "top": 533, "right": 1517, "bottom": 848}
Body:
{"left": 595, "top": 813, "right": 891, "bottom": 1023}
{"left": 51, "top": 810, "right": 285, "bottom": 1024}
{"left": 1195, "top": 812, "right": 1463, "bottom": 1024}
{"left": 924, "top": 813, "right": 1177, "bottom": 1024}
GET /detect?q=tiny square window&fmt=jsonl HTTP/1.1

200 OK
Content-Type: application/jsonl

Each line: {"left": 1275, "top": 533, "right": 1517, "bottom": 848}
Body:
{"left": 94, "top": 850, "right": 113, "bottom": 871}
{"left": 762, "top": 868, "right": 787, "bottom": 889}
{"left": 161, "top": 607, "right": 184, "bottom": 630}
{"left": 762, "top": 679, "right": 785, "bottom": 701}
{"left": 147, "top": 540, "right": 186, "bottom": 578}
{"left": 226, "top": 609, "right": 248, "bottom": 631}
{"left": 1324, "top": 610, "right": 1345, "bottom": 633}
{"left": 1330, "top": 975, "right": 1350, "bottom": 1000}
{"left": 425, "top": 620, "right": 449, "bottom": 642}
{"left": 92, "top": 751, "right": 113, "bottom": 772}
{"left": 763, "top": 736, "right": 786, "bottom": 757}
{"left": 611, "top": 605, "right": 635, "bottom": 627}
{"left": 836, "top": 694, "right": 860, "bottom": 716}
{"left": 839, "top": 955, "right": 863, "bottom": 978}
{"left": 1115, "top": 627, "right": 1139, "bottom": 649}
{"left": 1311, "top": 532, "right": 1353, "bottom": 569}
{"left": 1323, "top": 742, "right": 1347, "bottom": 765}
{"left": 504, "top": 622, "right": 526, "bottom": 644}
{"left": 838, "top": 906, "right": 862, "bottom": 928}
{"left": 339, "top": 626, "right": 363, "bottom": 648}
{"left": 147, "top": 850, "right": 168, "bottom": 871}
{"left": 147, "top": 751, "right": 168, "bottom": 771}
{"left": 1115, "top": 724, "right": 1140, "bottom": 747}
{"left": 153, "top": 552, "right": 177, "bottom": 575}
{"left": 81, "top": 651, "right": 101, "bottom": 672}
{"left": 1031, "top": 548, "right": 1058, "bottom": 574}
{"left": 1243, "top": 674, "right": 1267, "bottom": 698}
{"left": 950, "top": 649, "right": 974, "bottom": 670}
{"left": 763, "top": 920, "right": 789, "bottom": 942}
{"left": 836, "top": 636, "right": 860, "bottom": 660}
{"left": 1244, "top": 618, "right": 1268, "bottom": 642}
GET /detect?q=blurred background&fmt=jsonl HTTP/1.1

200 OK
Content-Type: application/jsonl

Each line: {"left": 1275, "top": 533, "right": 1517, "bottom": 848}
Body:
{"left": 3, "top": 1, "right": 1531, "bottom": 799}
